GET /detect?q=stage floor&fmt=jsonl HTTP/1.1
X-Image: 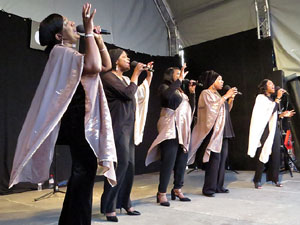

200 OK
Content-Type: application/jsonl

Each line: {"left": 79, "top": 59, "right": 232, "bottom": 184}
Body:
{"left": 1, "top": 170, "right": 300, "bottom": 225}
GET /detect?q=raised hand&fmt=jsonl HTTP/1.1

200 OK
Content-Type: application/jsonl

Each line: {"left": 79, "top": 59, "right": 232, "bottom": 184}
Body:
{"left": 179, "top": 63, "right": 189, "bottom": 81}
{"left": 82, "top": 3, "right": 96, "bottom": 35}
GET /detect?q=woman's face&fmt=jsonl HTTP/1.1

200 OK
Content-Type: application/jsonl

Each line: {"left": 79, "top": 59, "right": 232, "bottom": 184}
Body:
{"left": 116, "top": 51, "right": 130, "bottom": 72}
{"left": 266, "top": 80, "right": 275, "bottom": 94}
{"left": 61, "top": 17, "right": 80, "bottom": 44}
{"left": 172, "top": 69, "right": 181, "bottom": 82}
{"left": 212, "top": 75, "right": 224, "bottom": 90}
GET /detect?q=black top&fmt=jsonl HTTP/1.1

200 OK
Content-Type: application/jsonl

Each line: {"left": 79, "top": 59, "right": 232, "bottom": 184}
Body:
{"left": 100, "top": 71, "right": 137, "bottom": 137}
{"left": 159, "top": 79, "right": 195, "bottom": 111}
{"left": 261, "top": 96, "right": 280, "bottom": 143}
{"left": 223, "top": 101, "right": 235, "bottom": 139}
{"left": 58, "top": 82, "right": 86, "bottom": 144}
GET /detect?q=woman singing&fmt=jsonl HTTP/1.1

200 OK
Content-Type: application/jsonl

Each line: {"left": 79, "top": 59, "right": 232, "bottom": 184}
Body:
{"left": 9, "top": 3, "right": 117, "bottom": 225}
{"left": 146, "top": 64, "right": 195, "bottom": 206}
{"left": 188, "top": 70, "right": 237, "bottom": 197}
{"left": 100, "top": 48, "right": 153, "bottom": 222}
{"left": 248, "top": 79, "right": 295, "bottom": 189}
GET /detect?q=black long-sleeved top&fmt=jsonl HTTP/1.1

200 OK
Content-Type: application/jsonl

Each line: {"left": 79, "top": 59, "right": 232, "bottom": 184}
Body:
{"left": 101, "top": 71, "right": 137, "bottom": 135}
{"left": 159, "top": 79, "right": 195, "bottom": 112}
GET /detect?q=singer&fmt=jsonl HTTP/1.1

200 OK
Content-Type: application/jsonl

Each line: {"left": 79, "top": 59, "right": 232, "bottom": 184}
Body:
{"left": 248, "top": 79, "right": 295, "bottom": 189}
{"left": 9, "top": 3, "right": 117, "bottom": 225}
{"left": 188, "top": 70, "right": 237, "bottom": 197}
{"left": 146, "top": 64, "right": 195, "bottom": 206}
{"left": 100, "top": 48, "right": 153, "bottom": 221}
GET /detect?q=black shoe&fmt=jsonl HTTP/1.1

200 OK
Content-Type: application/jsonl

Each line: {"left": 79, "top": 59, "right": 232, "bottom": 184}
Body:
{"left": 124, "top": 208, "right": 141, "bottom": 216}
{"left": 106, "top": 216, "right": 118, "bottom": 222}
{"left": 274, "top": 182, "right": 283, "bottom": 187}
{"left": 203, "top": 192, "right": 215, "bottom": 197}
{"left": 171, "top": 189, "right": 191, "bottom": 201}
{"left": 156, "top": 192, "right": 170, "bottom": 207}
{"left": 254, "top": 182, "right": 262, "bottom": 189}
{"left": 216, "top": 188, "right": 229, "bottom": 193}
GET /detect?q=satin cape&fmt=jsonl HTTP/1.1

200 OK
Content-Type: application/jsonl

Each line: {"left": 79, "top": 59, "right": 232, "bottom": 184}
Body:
{"left": 188, "top": 89, "right": 226, "bottom": 164}
{"left": 9, "top": 45, "right": 117, "bottom": 188}
{"left": 248, "top": 94, "right": 277, "bottom": 163}
{"left": 145, "top": 93, "right": 193, "bottom": 166}
{"left": 122, "top": 76, "right": 150, "bottom": 146}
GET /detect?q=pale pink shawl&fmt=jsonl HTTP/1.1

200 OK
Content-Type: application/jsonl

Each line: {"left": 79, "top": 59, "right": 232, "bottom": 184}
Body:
{"left": 188, "top": 89, "right": 226, "bottom": 164}
{"left": 9, "top": 45, "right": 117, "bottom": 188}
{"left": 145, "top": 93, "right": 193, "bottom": 166}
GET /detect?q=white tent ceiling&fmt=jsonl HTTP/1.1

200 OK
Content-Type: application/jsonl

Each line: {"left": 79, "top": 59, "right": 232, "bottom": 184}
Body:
{"left": 165, "top": 0, "right": 257, "bottom": 47}
{"left": 1, "top": 0, "right": 299, "bottom": 75}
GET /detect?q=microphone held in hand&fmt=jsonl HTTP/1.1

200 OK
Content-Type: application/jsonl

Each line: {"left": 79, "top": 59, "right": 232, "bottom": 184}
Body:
{"left": 183, "top": 79, "right": 203, "bottom": 87}
{"left": 224, "top": 85, "right": 242, "bottom": 95}
{"left": 76, "top": 25, "right": 111, "bottom": 35}
{"left": 275, "top": 86, "right": 289, "bottom": 95}
{"left": 130, "top": 61, "right": 154, "bottom": 72}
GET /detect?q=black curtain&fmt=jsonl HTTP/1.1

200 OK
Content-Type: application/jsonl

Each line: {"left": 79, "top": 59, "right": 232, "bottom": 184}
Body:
{"left": 184, "top": 29, "right": 275, "bottom": 170}
{"left": 0, "top": 11, "right": 179, "bottom": 194}
{"left": 286, "top": 75, "right": 300, "bottom": 170}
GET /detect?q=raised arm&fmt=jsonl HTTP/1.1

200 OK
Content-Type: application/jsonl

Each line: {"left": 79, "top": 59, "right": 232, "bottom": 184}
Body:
{"left": 82, "top": 3, "right": 102, "bottom": 75}
{"left": 93, "top": 26, "right": 111, "bottom": 72}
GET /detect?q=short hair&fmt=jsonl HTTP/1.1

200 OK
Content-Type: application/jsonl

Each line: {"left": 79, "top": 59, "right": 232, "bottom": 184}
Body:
{"left": 39, "top": 13, "right": 63, "bottom": 53}
{"left": 162, "top": 67, "right": 180, "bottom": 85}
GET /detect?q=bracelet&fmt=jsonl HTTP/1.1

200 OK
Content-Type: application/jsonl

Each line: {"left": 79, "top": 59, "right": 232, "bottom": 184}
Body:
{"left": 223, "top": 96, "right": 228, "bottom": 100}
{"left": 85, "top": 33, "right": 94, "bottom": 38}
{"left": 275, "top": 97, "right": 281, "bottom": 101}
{"left": 99, "top": 47, "right": 107, "bottom": 52}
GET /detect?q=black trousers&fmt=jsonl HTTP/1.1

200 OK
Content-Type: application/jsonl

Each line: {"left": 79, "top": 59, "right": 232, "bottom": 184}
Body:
{"left": 158, "top": 137, "right": 188, "bottom": 193}
{"left": 58, "top": 101, "right": 98, "bottom": 225}
{"left": 101, "top": 127, "right": 135, "bottom": 213}
{"left": 202, "top": 138, "right": 228, "bottom": 195}
{"left": 254, "top": 128, "right": 281, "bottom": 183}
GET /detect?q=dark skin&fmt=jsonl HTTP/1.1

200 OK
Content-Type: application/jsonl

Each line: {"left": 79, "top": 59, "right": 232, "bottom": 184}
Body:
{"left": 265, "top": 80, "right": 295, "bottom": 118}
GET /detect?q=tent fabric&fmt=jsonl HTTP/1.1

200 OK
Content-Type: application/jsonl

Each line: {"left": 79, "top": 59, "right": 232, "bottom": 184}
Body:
{"left": 0, "top": 0, "right": 169, "bottom": 56}
{"left": 165, "top": 0, "right": 257, "bottom": 47}
{"left": 270, "top": 0, "right": 300, "bottom": 76}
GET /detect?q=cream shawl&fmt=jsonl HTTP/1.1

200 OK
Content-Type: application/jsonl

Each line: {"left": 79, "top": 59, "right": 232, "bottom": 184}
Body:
{"left": 248, "top": 94, "right": 278, "bottom": 163}
{"left": 122, "top": 76, "right": 150, "bottom": 146}
{"left": 188, "top": 89, "right": 226, "bottom": 164}
{"left": 9, "top": 45, "right": 117, "bottom": 188}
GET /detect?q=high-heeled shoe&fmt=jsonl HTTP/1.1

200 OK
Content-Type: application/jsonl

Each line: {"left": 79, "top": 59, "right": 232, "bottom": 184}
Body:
{"left": 274, "top": 182, "right": 283, "bottom": 187}
{"left": 254, "top": 182, "right": 262, "bottom": 189}
{"left": 171, "top": 189, "right": 191, "bottom": 201}
{"left": 106, "top": 215, "right": 118, "bottom": 222}
{"left": 156, "top": 192, "right": 170, "bottom": 207}
{"left": 123, "top": 208, "right": 141, "bottom": 216}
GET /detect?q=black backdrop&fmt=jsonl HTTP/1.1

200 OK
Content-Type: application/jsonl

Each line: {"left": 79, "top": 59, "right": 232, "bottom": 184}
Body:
{"left": 184, "top": 29, "right": 275, "bottom": 170}
{"left": 0, "top": 11, "right": 179, "bottom": 194}
{"left": 0, "top": 11, "right": 288, "bottom": 194}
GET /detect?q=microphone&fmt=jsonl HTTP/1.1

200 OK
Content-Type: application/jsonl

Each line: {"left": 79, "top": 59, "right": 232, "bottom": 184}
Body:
{"left": 131, "top": 61, "right": 154, "bottom": 72}
{"left": 275, "top": 86, "right": 289, "bottom": 95}
{"left": 183, "top": 79, "right": 203, "bottom": 87}
{"left": 76, "top": 25, "right": 111, "bottom": 35}
{"left": 224, "top": 85, "right": 242, "bottom": 95}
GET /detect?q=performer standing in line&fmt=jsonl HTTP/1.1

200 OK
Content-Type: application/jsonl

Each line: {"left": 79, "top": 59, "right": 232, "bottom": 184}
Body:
{"left": 188, "top": 70, "right": 237, "bottom": 197}
{"left": 248, "top": 79, "right": 295, "bottom": 189}
{"left": 9, "top": 4, "right": 117, "bottom": 225}
{"left": 146, "top": 64, "right": 195, "bottom": 207}
{"left": 100, "top": 48, "right": 153, "bottom": 222}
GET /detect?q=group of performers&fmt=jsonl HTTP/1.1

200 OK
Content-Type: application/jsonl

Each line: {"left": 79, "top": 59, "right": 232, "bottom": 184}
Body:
{"left": 8, "top": 3, "right": 296, "bottom": 225}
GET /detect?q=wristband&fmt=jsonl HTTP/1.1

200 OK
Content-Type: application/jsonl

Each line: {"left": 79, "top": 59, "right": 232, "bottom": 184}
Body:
{"left": 85, "top": 33, "right": 94, "bottom": 38}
